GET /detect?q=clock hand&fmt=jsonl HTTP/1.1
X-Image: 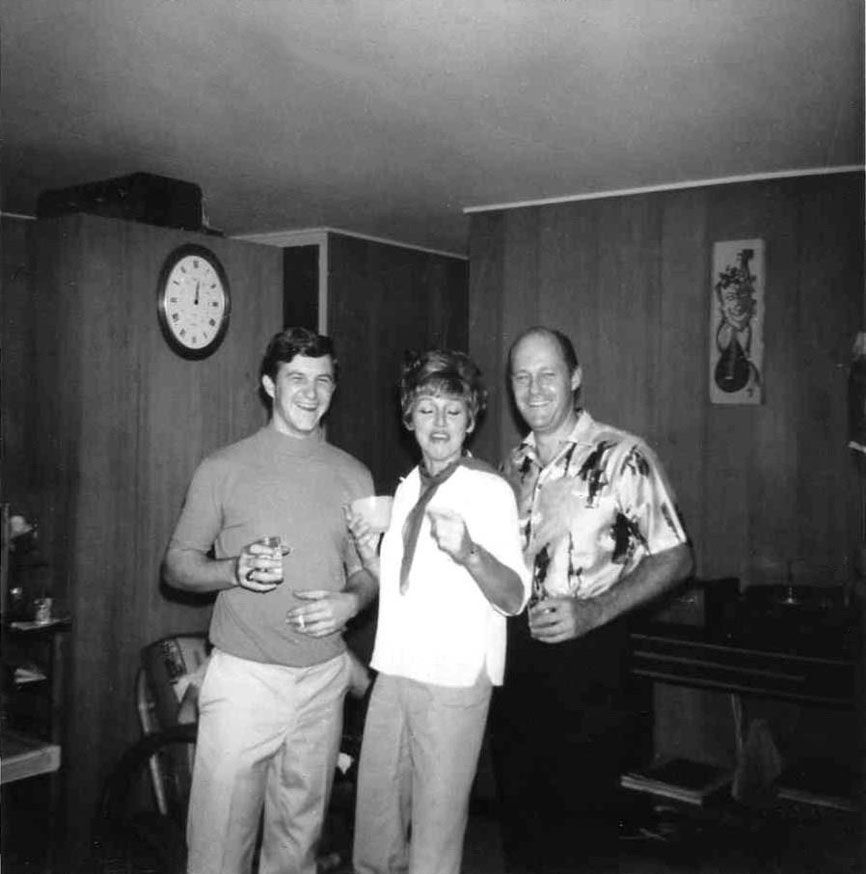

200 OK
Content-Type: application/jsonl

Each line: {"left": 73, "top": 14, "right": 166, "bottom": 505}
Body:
{"left": 194, "top": 281, "right": 200, "bottom": 305}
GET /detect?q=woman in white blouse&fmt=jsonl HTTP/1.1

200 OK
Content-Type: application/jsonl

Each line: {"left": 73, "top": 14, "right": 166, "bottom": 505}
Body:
{"left": 348, "top": 349, "right": 530, "bottom": 874}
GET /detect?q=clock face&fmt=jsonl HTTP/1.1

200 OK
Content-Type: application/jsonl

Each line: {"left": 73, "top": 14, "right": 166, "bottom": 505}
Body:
{"left": 157, "top": 244, "right": 231, "bottom": 359}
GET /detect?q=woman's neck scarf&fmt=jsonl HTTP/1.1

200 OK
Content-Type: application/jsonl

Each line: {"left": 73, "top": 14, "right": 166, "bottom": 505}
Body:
{"left": 399, "top": 453, "right": 496, "bottom": 593}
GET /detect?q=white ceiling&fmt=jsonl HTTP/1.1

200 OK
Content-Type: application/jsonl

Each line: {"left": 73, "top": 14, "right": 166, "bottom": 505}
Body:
{"left": 2, "top": 0, "right": 863, "bottom": 255}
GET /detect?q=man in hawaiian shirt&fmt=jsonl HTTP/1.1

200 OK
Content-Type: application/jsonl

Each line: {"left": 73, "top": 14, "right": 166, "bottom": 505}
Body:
{"left": 491, "top": 326, "right": 693, "bottom": 874}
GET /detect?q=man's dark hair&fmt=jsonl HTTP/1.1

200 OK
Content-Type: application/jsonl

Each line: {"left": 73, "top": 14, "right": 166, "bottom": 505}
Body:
{"left": 508, "top": 326, "right": 579, "bottom": 374}
{"left": 259, "top": 327, "right": 339, "bottom": 384}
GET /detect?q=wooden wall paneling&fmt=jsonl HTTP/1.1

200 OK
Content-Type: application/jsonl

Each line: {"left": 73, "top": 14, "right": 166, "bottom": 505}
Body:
{"left": 590, "top": 196, "right": 656, "bottom": 437}
{"left": 283, "top": 244, "right": 320, "bottom": 330}
{"left": 0, "top": 216, "right": 64, "bottom": 614}
{"left": 325, "top": 233, "right": 469, "bottom": 493}
{"left": 421, "top": 259, "right": 447, "bottom": 348}
{"left": 795, "top": 175, "right": 864, "bottom": 580}
{"left": 468, "top": 213, "right": 507, "bottom": 467}
{"left": 655, "top": 189, "right": 710, "bottom": 567}
{"left": 499, "top": 208, "right": 541, "bottom": 454}
{"left": 32, "top": 218, "right": 88, "bottom": 612}
{"left": 381, "top": 247, "right": 430, "bottom": 480}
{"left": 74, "top": 216, "right": 138, "bottom": 763}
{"left": 364, "top": 238, "right": 404, "bottom": 484}
{"left": 33, "top": 216, "right": 129, "bottom": 862}
{"left": 0, "top": 218, "right": 37, "bottom": 513}
{"left": 536, "top": 202, "right": 600, "bottom": 403}
{"left": 394, "top": 249, "right": 469, "bottom": 350}
{"left": 327, "top": 234, "right": 399, "bottom": 492}
{"left": 25, "top": 218, "right": 56, "bottom": 595}
{"left": 450, "top": 259, "right": 470, "bottom": 347}
{"left": 550, "top": 202, "right": 609, "bottom": 429}
{"left": 738, "top": 181, "right": 802, "bottom": 585}
{"left": 428, "top": 249, "right": 464, "bottom": 341}
{"left": 636, "top": 196, "right": 663, "bottom": 439}
{"left": 699, "top": 410, "right": 750, "bottom": 583}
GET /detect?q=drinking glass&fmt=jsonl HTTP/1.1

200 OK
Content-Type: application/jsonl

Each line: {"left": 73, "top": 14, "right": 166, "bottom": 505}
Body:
{"left": 247, "top": 536, "right": 292, "bottom": 583}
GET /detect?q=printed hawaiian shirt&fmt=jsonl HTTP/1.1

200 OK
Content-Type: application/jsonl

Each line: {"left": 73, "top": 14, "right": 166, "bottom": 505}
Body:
{"left": 503, "top": 410, "right": 688, "bottom": 602}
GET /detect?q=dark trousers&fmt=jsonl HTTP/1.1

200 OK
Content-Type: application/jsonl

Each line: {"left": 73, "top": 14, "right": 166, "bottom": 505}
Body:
{"left": 490, "top": 614, "right": 631, "bottom": 872}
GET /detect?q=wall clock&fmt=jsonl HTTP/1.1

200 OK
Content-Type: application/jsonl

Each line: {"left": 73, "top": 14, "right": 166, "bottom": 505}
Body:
{"left": 157, "top": 243, "right": 231, "bottom": 359}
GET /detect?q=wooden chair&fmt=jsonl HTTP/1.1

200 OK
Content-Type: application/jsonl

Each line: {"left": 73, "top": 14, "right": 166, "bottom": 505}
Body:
{"left": 135, "top": 634, "right": 210, "bottom": 815}
{"left": 90, "top": 634, "right": 208, "bottom": 873}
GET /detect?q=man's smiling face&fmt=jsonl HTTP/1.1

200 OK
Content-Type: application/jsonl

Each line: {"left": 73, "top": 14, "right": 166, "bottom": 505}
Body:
{"left": 262, "top": 354, "right": 335, "bottom": 438}
{"left": 510, "top": 332, "right": 580, "bottom": 438}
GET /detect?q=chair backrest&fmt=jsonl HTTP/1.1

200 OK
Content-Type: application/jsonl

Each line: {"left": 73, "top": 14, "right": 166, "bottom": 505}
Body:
{"left": 139, "top": 633, "right": 210, "bottom": 732}
{"left": 135, "top": 633, "right": 209, "bottom": 817}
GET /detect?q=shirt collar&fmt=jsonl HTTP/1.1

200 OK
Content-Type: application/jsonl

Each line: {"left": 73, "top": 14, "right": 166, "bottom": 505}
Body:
{"left": 515, "top": 408, "right": 596, "bottom": 466}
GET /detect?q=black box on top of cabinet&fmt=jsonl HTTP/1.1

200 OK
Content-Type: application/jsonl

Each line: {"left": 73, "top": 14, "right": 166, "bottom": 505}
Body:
{"left": 36, "top": 172, "right": 204, "bottom": 231}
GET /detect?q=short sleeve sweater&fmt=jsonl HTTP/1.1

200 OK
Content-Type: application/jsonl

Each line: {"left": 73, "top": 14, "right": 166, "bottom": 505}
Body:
{"left": 168, "top": 426, "right": 374, "bottom": 667}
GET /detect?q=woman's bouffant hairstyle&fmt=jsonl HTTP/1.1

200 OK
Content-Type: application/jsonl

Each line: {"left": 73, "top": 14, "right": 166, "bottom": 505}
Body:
{"left": 399, "top": 349, "right": 487, "bottom": 428}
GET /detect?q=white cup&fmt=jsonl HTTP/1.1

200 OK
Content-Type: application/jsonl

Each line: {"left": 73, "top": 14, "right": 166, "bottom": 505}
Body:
{"left": 351, "top": 496, "right": 394, "bottom": 534}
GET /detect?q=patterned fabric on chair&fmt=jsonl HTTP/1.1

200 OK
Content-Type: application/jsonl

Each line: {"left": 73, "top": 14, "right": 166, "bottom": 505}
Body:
{"left": 136, "top": 634, "right": 210, "bottom": 816}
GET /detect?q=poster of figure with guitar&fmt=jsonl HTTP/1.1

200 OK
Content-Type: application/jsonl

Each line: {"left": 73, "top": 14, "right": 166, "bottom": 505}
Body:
{"left": 709, "top": 239, "right": 764, "bottom": 405}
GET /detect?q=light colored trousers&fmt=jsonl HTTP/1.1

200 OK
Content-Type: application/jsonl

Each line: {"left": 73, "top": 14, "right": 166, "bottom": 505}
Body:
{"left": 353, "top": 672, "right": 492, "bottom": 874}
{"left": 186, "top": 648, "right": 349, "bottom": 874}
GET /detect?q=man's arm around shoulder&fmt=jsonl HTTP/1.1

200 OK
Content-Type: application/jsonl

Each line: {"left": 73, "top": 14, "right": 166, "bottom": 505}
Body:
{"left": 343, "top": 567, "right": 379, "bottom": 620}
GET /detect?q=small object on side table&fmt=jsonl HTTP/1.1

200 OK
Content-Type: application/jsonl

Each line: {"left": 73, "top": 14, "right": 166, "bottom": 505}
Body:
{"left": 33, "top": 597, "right": 53, "bottom": 625}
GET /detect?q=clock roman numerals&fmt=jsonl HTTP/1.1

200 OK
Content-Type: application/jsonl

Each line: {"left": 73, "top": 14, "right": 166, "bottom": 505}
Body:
{"left": 158, "top": 245, "right": 230, "bottom": 359}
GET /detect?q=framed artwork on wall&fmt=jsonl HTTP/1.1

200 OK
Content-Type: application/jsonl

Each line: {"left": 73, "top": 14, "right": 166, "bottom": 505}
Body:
{"left": 709, "top": 239, "right": 764, "bottom": 405}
